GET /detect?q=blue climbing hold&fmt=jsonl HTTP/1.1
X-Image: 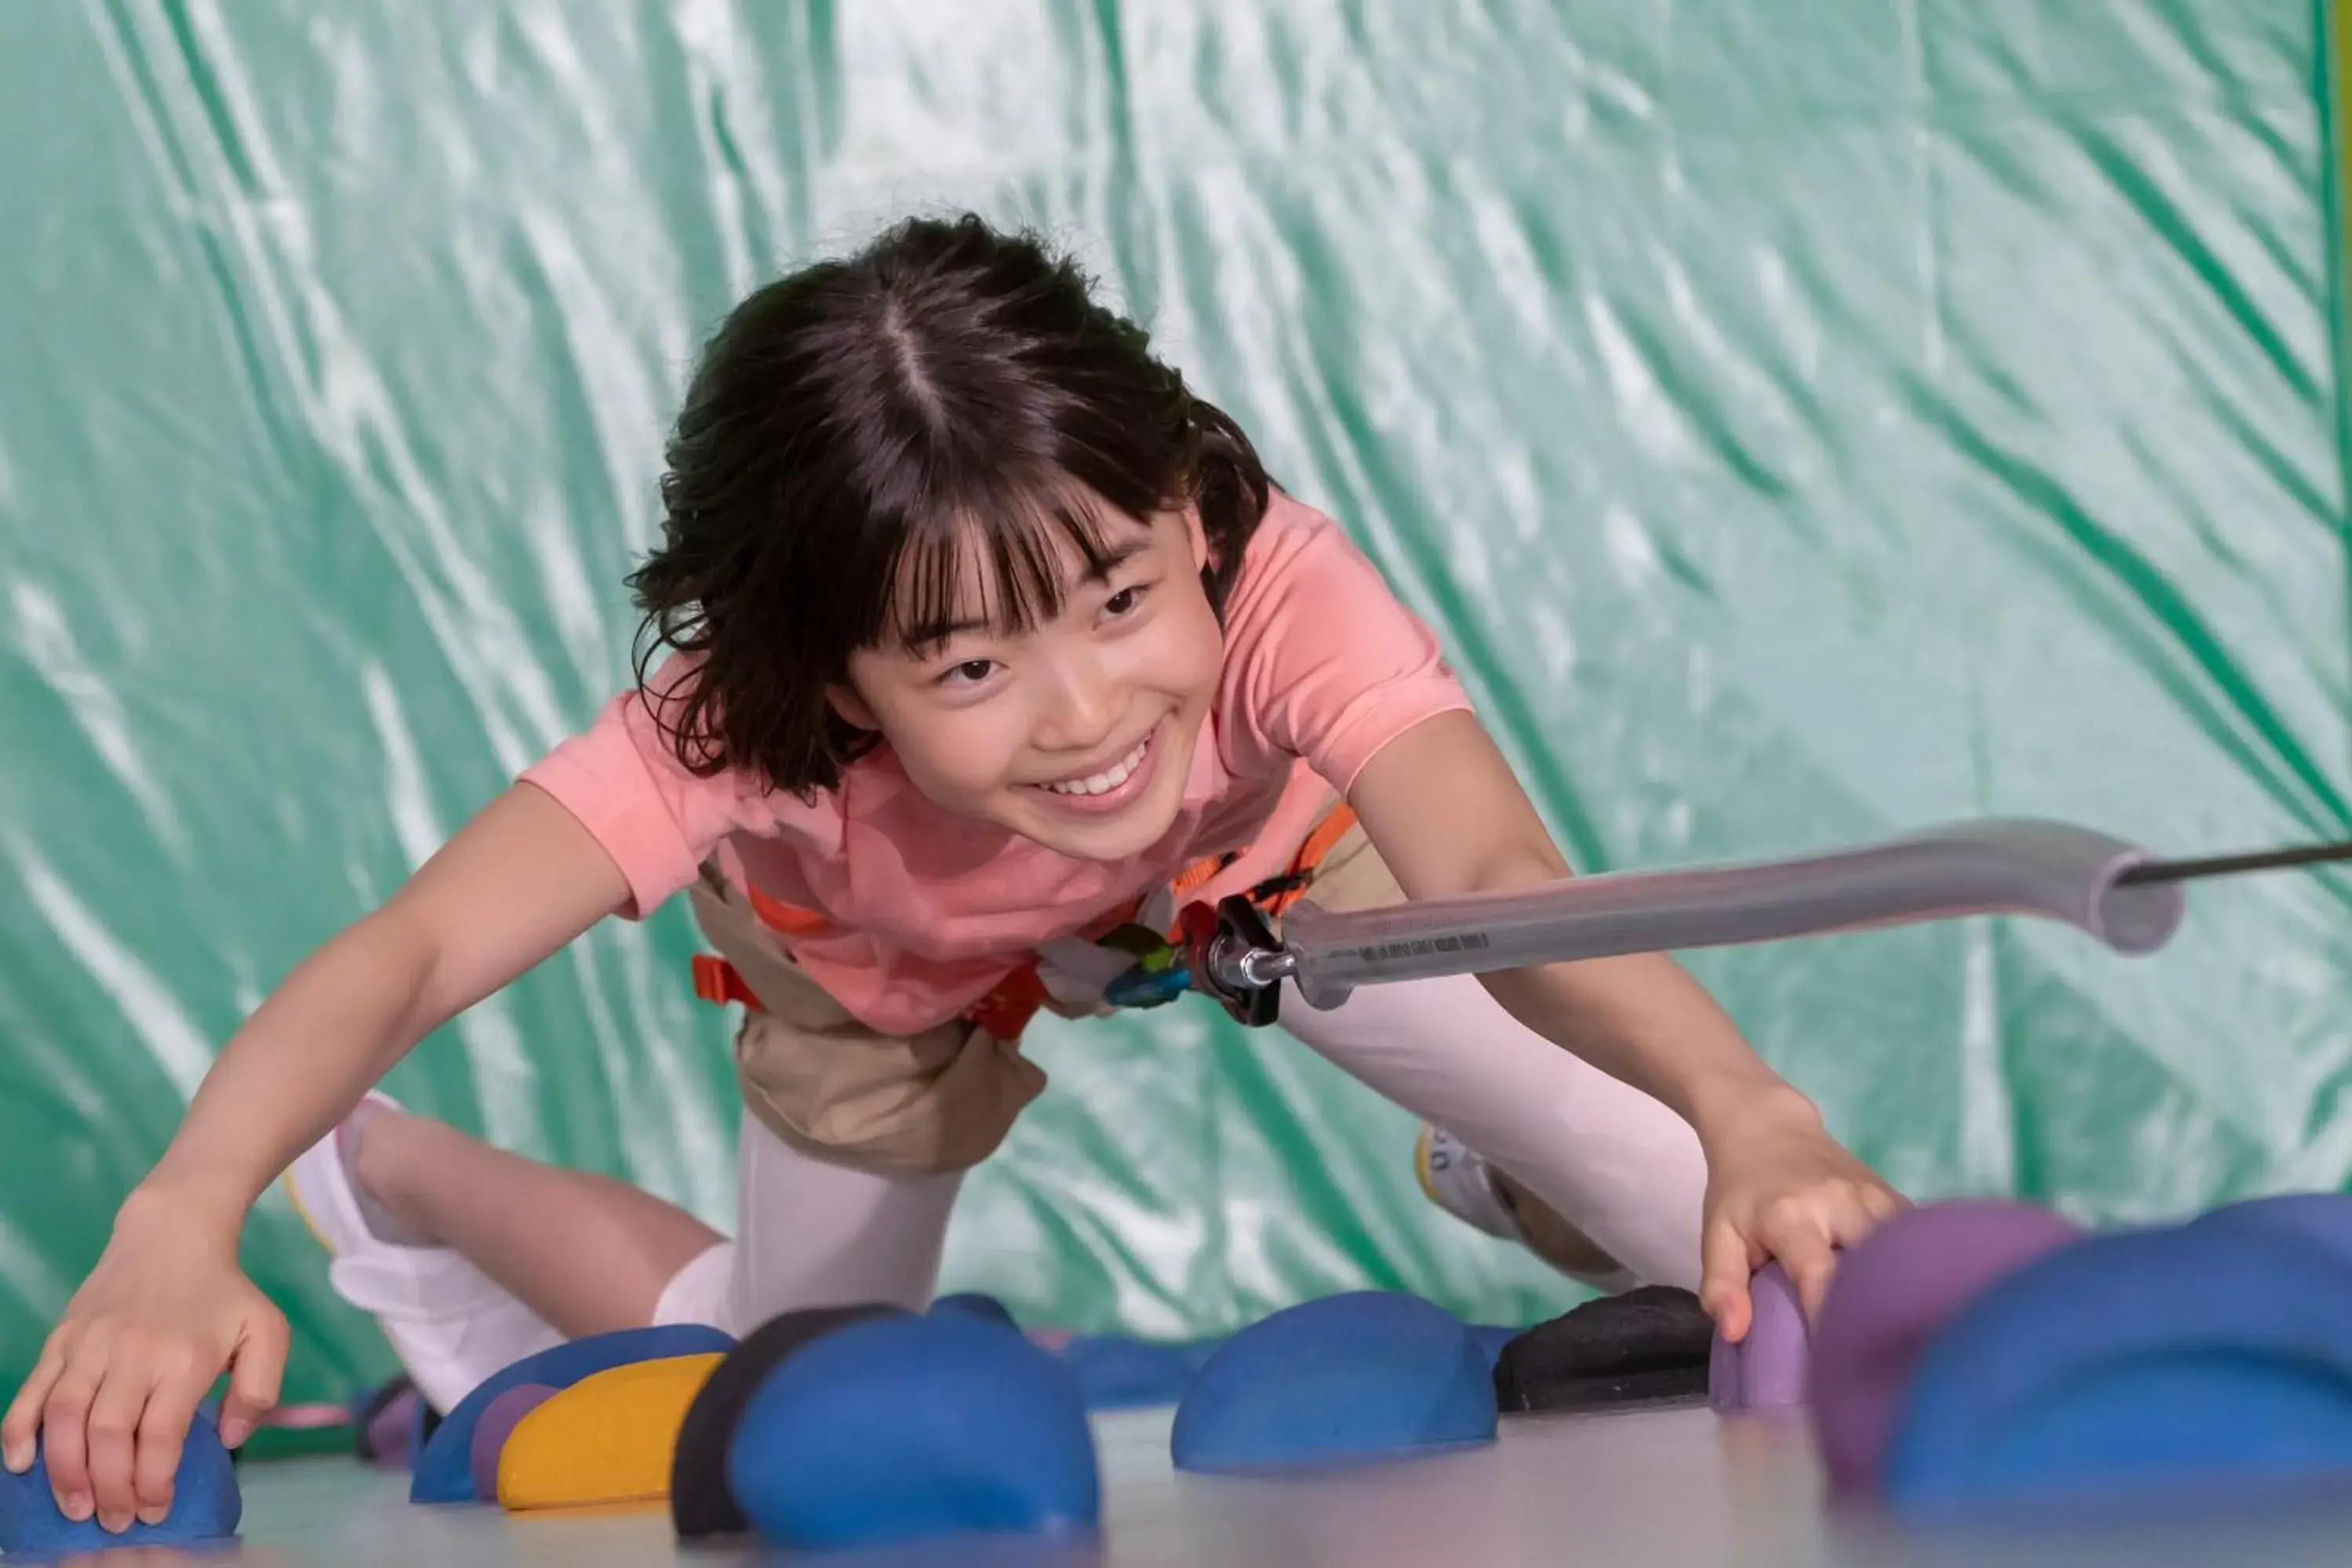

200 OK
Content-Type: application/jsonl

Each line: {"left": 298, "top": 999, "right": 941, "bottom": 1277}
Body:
{"left": 929, "top": 1292, "right": 1021, "bottom": 1333}
{"left": 1176, "top": 1338, "right": 1225, "bottom": 1374}
{"left": 1058, "top": 1334, "right": 1201, "bottom": 1410}
{"left": 0, "top": 1409, "right": 241, "bottom": 1556}
{"left": 1886, "top": 1222, "right": 2352, "bottom": 1518}
{"left": 727, "top": 1312, "right": 1099, "bottom": 1551}
{"left": 1468, "top": 1323, "right": 1522, "bottom": 1373}
{"left": 411, "top": 1323, "right": 735, "bottom": 1503}
{"left": 2191, "top": 1191, "right": 2352, "bottom": 1262}
{"left": 1171, "top": 1291, "right": 1497, "bottom": 1474}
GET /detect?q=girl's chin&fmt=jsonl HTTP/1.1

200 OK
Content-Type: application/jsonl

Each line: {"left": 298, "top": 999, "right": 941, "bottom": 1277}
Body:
{"left": 1004, "top": 795, "right": 1185, "bottom": 861}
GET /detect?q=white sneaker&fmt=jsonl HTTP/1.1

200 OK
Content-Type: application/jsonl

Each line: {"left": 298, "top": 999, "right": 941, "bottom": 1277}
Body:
{"left": 1414, "top": 1124, "right": 1639, "bottom": 1294}
{"left": 1414, "top": 1124, "right": 1533, "bottom": 1243}
{"left": 283, "top": 1094, "right": 562, "bottom": 1414}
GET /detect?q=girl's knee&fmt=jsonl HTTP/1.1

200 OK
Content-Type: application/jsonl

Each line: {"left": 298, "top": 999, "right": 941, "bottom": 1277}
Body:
{"left": 652, "top": 1242, "right": 738, "bottom": 1334}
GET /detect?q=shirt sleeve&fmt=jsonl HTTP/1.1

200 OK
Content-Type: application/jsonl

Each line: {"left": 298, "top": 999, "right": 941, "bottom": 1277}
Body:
{"left": 1225, "top": 499, "right": 1476, "bottom": 792}
{"left": 518, "top": 655, "right": 829, "bottom": 919}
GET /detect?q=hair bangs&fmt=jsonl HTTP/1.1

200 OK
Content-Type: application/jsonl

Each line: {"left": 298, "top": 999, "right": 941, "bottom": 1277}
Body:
{"left": 879, "top": 477, "right": 1144, "bottom": 656}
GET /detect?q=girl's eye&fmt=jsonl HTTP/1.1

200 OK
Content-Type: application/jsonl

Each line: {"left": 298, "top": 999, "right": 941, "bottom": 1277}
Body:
{"left": 940, "top": 659, "right": 996, "bottom": 687}
{"left": 1104, "top": 586, "right": 1145, "bottom": 618}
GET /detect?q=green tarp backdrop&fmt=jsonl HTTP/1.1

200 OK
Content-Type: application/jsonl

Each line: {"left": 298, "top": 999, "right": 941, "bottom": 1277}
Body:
{"left": 3, "top": 1, "right": 2349, "bottom": 1404}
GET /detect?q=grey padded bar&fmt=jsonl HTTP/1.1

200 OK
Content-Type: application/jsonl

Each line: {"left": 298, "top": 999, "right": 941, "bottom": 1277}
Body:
{"left": 1279, "top": 820, "right": 2185, "bottom": 1011}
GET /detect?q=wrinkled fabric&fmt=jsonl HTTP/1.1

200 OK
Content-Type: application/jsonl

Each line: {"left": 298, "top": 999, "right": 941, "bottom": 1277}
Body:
{"left": 0, "top": 1, "right": 2345, "bottom": 1406}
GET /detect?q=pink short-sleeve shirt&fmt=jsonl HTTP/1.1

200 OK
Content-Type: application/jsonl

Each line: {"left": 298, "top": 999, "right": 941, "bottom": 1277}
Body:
{"left": 521, "top": 490, "right": 1471, "bottom": 1033}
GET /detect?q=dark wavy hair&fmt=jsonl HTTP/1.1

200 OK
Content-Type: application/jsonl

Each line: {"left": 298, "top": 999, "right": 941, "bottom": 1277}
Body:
{"left": 626, "top": 212, "right": 1272, "bottom": 798}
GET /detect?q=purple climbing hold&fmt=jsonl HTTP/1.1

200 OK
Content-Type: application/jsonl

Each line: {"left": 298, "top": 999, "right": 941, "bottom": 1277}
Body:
{"left": 353, "top": 1374, "right": 443, "bottom": 1473}
{"left": 1807, "top": 1197, "right": 2086, "bottom": 1498}
{"left": 1710, "top": 1262, "right": 1808, "bottom": 1414}
{"left": 470, "top": 1385, "right": 557, "bottom": 1503}
{"left": 358, "top": 1381, "right": 420, "bottom": 1470}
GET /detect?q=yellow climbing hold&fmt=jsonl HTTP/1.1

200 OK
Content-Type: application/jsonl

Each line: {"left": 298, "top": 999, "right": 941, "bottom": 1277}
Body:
{"left": 497, "top": 1352, "right": 724, "bottom": 1513}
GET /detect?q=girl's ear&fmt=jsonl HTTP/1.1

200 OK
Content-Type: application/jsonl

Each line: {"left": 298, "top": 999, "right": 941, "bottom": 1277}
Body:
{"left": 827, "top": 683, "right": 879, "bottom": 732}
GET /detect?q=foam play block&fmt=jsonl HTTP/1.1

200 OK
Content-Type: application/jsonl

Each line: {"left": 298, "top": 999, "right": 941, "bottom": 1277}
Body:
{"left": 0, "top": 1409, "right": 241, "bottom": 1557}
{"left": 1807, "top": 1196, "right": 2085, "bottom": 1498}
{"left": 1469, "top": 1323, "right": 1524, "bottom": 1373}
{"left": 929, "top": 1293, "right": 1021, "bottom": 1331}
{"left": 469, "top": 1385, "right": 556, "bottom": 1504}
{"left": 410, "top": 1323, "right": 734, "bottom": 1503}
{"left": 496, "top": 1354, "right": 723, "bottom": 1512}
{"left": 1058, "top": 1334, "right": 1199, "bottom": 1410}
{"left": 1171, "top": 1292, "right": 1497, "bottom": 1473}
{"left": 1885, "top": 1222, "right": 2352, "bottom": 1516}
{"left": 2192, "top": 1191, "right": 2352, "bottom": 1258}
{"left": 727, "top": 1312, "right": 1100, "bottom": 1551}
{"left": 354, "top": 1374, "right": 434, "bottom": 1472}
{"left": 1710, "top": 1263, "right": 1808, "bottom": 1413}
{"left": 1494, "top": 1286, "right": 1711, "bottom": 1414}
{"left": 670, "top": 1302, "right": 911, "bottom": 1541}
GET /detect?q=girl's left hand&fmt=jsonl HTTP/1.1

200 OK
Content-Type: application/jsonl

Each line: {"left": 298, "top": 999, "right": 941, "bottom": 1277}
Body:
{"left": 1697, "top": 1094, "right": 1907, "bottom": 1341}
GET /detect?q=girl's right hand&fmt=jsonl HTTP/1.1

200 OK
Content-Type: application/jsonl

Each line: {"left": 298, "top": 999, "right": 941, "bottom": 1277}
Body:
{"left": 1, "top": 1191, "right": 287, "bottom": 1535}
{"left": 0, "top": 786, "right": 624, "bottom": 1537}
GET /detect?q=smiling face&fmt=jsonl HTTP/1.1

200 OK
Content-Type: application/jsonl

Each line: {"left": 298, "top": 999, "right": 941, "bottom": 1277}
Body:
{"left": 831, "top": 494, "right": 1226, "bottom": 862}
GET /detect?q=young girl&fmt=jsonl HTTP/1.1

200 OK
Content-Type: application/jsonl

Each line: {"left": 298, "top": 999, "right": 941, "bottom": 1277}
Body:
{"left": 4, "top": 212, "right": 1899, "bottom": 1534}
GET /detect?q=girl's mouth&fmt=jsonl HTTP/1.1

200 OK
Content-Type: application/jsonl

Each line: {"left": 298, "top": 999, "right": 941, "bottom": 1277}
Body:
{"left": 1025, "top": 720, "right": 1163, "bottom": 814}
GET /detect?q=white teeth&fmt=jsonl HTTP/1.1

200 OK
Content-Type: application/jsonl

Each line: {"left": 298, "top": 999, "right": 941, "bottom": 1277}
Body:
{"left": 1042, "top": 737, "right": 1149, "bottom": 797}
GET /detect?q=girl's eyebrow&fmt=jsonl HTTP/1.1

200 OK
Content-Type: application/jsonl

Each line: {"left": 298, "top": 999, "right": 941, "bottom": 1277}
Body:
{"left": 901, "top": 612, "right": 993, "bottom": 652}
{"left": 898, "top": 535, "right": 1154, "bottom": 652}
{"left": 1076, "top": 536, "right": 1152, "bottom": 585}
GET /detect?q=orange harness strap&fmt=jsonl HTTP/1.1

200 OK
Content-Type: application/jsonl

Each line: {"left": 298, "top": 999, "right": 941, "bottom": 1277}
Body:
{"left": 691, "top": 952, "right": 763, "bottom": 1010}
{"left": 1258, "top": 801, "right": 1360, "bottom": 917}
{"left": 745, "top": 881, "right": 836, "bottom": 939}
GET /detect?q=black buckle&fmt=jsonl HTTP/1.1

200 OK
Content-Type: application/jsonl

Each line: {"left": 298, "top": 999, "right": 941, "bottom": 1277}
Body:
{"left": 1179, "top": 894, "right": 1282, "bottom": 1028}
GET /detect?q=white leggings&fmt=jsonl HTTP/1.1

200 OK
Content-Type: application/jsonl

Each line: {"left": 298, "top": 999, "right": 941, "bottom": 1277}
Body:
{"left": 650, "top": 1110, "right": 965, "bottom": 1333}
{"left": 645, "top": 969, "right": 1707, "bottom": 1336}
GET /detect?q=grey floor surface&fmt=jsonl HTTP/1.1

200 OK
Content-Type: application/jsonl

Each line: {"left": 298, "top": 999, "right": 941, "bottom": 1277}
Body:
{"left": 37, "top": 1399, "right": 2352, "bottom": 1566}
